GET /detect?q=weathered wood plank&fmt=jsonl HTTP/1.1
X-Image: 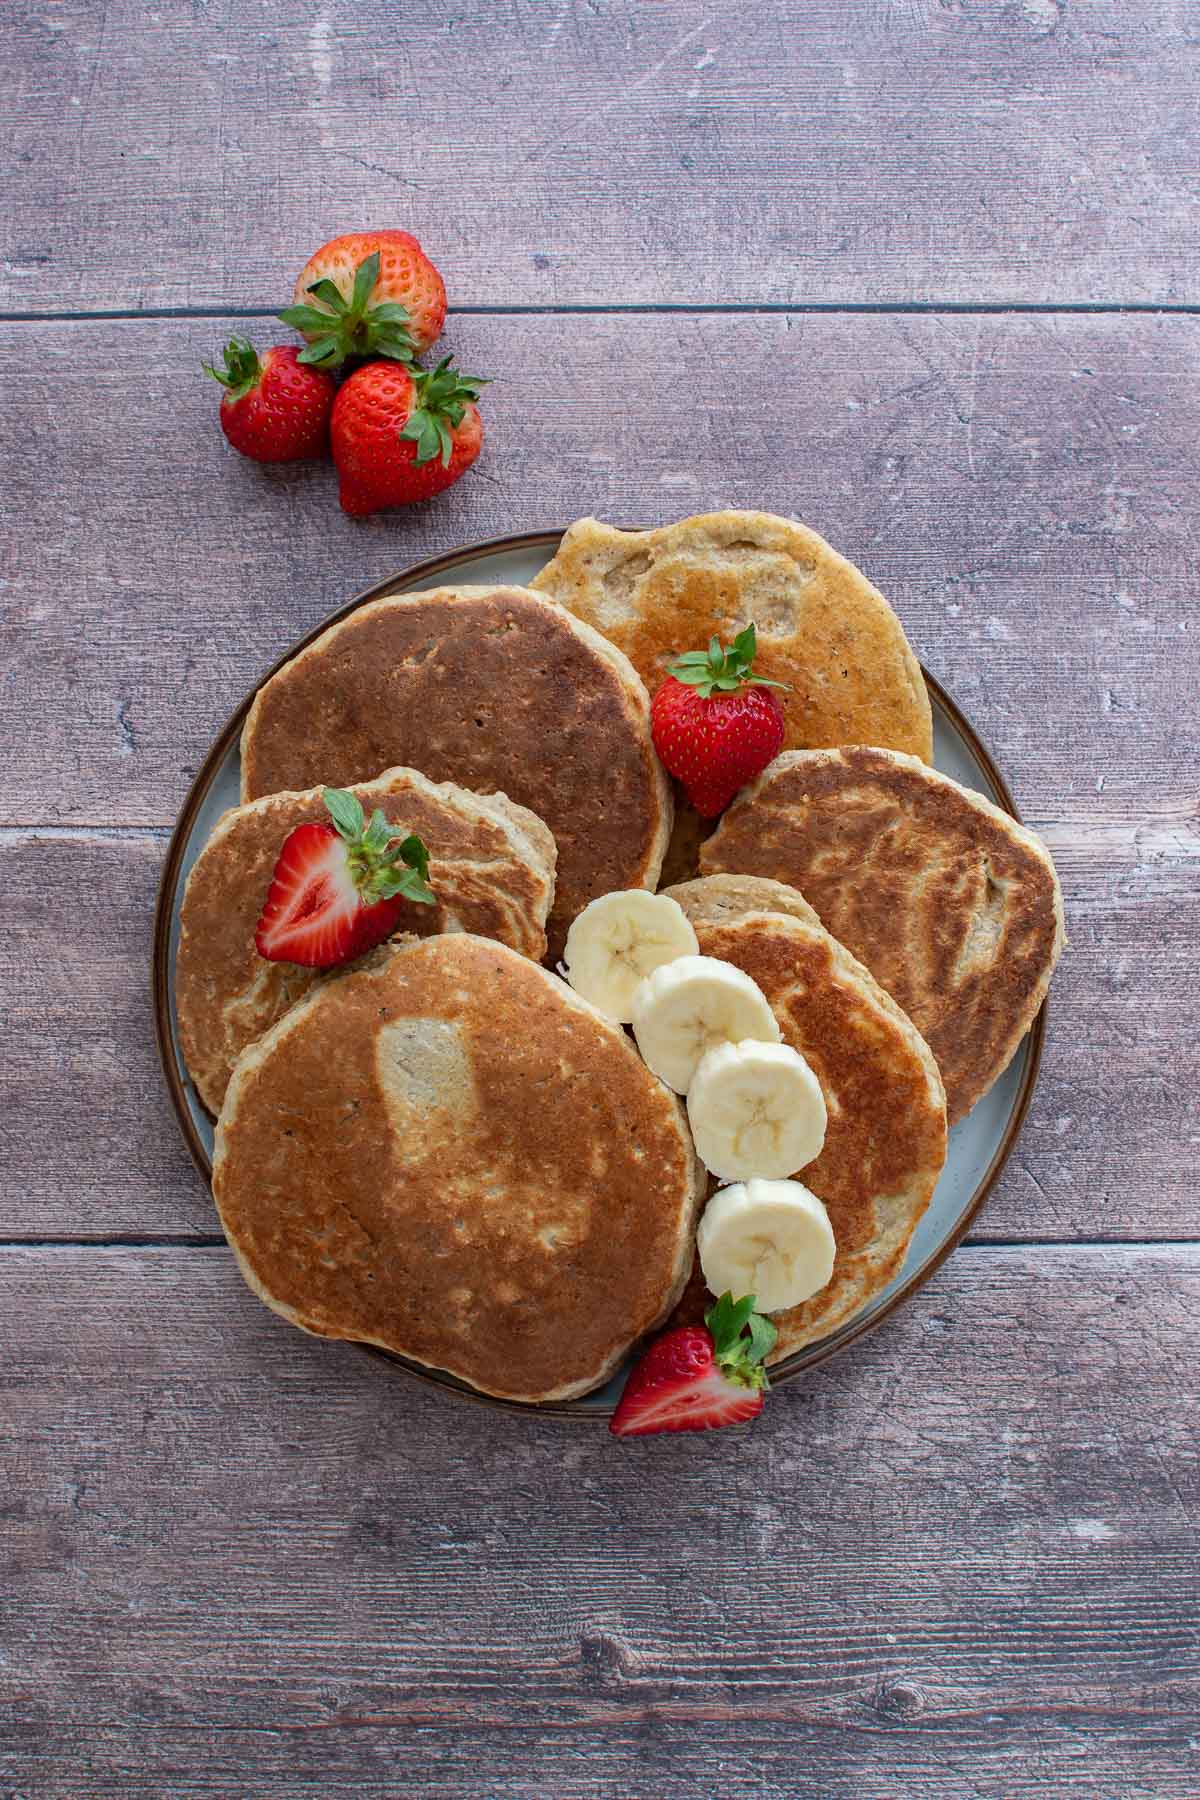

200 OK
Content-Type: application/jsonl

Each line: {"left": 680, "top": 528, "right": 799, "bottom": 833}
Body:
{"left": 5, "top": 0, "right": 1200, "bottom": 312}
{"left": 2, "top": 309, "right": 1196, "bottom": 839}
{"left": 1, "top": 828, "right": 1194, "bottom": 1243}
{"left": 0, "top": 1243, "right": 1196, "bottom": 1798}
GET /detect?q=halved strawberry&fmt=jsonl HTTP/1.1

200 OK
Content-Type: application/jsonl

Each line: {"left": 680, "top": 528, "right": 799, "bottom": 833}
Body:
{"left": 254, "top": 788, "right": 435, "bottom": 969}
{"left": 609, "top": 1292, "right": 777, "bottom": 1438}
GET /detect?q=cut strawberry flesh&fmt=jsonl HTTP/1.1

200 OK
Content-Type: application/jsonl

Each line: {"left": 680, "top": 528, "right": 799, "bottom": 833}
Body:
{"left": 610, "top": 1362, "right": 764, "bottom": 1437}
{"left": 255, "top": 823, "right": 390, "bottom": 967}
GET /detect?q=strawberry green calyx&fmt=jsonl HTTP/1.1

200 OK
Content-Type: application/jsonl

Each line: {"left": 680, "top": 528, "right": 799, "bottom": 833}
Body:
{"left": 399, "top": 356, "right": 489, "bottom": 467}
{"left": 322, "top": 788, "right": 436, "bottom": 906}
{"left": 202, "top": 337, "right": 262, "bottom": 399}
{"left": 666, "top": 623, "right": 789, "bottom": 700}
{"left": 704, "top": 1291, "right": 778, "bottom": 1391}
{"left": 280, "top": 252, "right": 419, "bottom": 369}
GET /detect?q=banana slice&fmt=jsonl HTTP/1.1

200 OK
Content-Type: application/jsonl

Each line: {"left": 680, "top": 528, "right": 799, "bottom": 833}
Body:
{"left": 697, "top": 1178, "right": 836, "bottom": 1313}
{"left": 630, "top": 954, "right": 781, "bottom": 1093}
{"left": 687, "top": 1039, "right": 827, "bottom": 1181}
{"left": 562, "top": 890, "right": 699, "bottom": 1023}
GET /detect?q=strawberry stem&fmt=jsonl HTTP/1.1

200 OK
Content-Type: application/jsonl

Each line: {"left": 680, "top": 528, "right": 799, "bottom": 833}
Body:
{"left": 666, "top": 623, "right": 789, "bottom": 699}
{"left": 398, "top": 356, "right": 489, "bottom": 467}
{"left": 321, "top": 788, "right": 436, "bottom": 906}
{"left": 704, "top": 1291, "right": 777, "bottom": 1390}
{"left": 279, "top": 251, "right": 421, "bottom": 369}
{"left": 202, "top": 337, "right": 261, "bottom": 400}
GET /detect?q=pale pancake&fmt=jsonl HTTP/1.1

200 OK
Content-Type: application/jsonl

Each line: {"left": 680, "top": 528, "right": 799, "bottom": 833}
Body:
{"left": 176, "top": 766, "right": 556, "bottom": 1117}
{"left": 531, "top": 512, "right": 932, "bottom": 760}
{"left": 702, "top": 747, "right": 1065, "bottom": 1122}
{"left": 662, "top": 883, "right": 947, "bottom": 1360}
{"left": 213, "top": 935, "right": 705, "bottom": 1403}
{"left": 239, "top": 585, "right": 672, "bottom": 960}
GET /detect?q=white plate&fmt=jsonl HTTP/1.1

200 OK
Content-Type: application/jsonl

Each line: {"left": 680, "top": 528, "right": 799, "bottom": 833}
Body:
{"left": 154, "top": 532, "right": 1043, "bottom": 1417}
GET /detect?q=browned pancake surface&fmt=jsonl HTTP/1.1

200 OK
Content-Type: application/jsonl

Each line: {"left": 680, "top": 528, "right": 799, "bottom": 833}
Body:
{"left": 702, "top": 747, "right": 1064, "bottom": 1121}
{"left": 239, "top": 585, "right": 670, "bottom": 958}
{"left": 176, "top": 767, "right": 556, "bottom": 1116}
{"left": 664, "top": 901, "right": 947, "bottom": 1358}
{"left": 213, "top": 936, "right": 704, "bottom": 1403}
{"left": 531, "top": 512, "right": 933, "bottom": 760}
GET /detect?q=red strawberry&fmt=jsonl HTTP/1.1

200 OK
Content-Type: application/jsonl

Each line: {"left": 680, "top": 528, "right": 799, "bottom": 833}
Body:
{"left": 650, "top": 624, "right": 787, "bottom": 817}
{"left": 204, "top": 339, "right": 335, "bottom": 463}
{"left": 330, "top": 356, "right": 486, "bottom": 516}
{"left": 255, "top": 788, "right": 435, "bottom": 968}
{"left": 610, "top": 1292, "right": 777, "bottom": 1438}
{"left": 281, "top": 233, "right": 446, "bottom": 367}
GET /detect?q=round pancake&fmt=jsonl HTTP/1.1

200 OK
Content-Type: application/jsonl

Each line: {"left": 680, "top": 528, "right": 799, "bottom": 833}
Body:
{"left": 239, "top": 585, "right": 672, "bottom": 960}
{"left": 531, "top": 511, "right": 932, "bottom": 760}
{"left": 702, "top": 747, "right": 1065, "bottom": 1122}
{"left": 662, "top": 888, "right": 948, "bottom": 1360}
{"left": 213, "top": 935, "right": 705, "bottom": 1403}
{"left": 176, "top": 766, "right": 557, "bottom": 1117}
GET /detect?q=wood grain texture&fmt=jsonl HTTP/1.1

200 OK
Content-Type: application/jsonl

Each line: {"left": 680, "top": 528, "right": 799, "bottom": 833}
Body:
{"left": 0, "top": 1244, "right": 1196, "bottom": 1799}
{"left": 5, "top": 0, "right": 1200, "bottom": 312}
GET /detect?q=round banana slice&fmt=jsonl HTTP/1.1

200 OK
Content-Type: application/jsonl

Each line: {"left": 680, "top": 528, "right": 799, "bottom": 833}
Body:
{"left": 687, "top": 1039, "right": 827, "bottom": 1181}
{"left": 630, "top": 954, "right": 781, "bottom": 1094}
{"left": 698, "top": 1178, "right": 836, "bottom": 1313}
{"left": 562, "top": 890, "right": 699, "bottom": 1023}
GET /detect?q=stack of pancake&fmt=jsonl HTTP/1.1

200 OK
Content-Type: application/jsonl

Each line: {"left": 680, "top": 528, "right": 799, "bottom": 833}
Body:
{"left": 178, "top": 513, "right": 1063, "bottom": 1403}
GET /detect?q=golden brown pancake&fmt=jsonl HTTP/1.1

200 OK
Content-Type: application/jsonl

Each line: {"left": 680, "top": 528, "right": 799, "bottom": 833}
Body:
{"left": 664, "top": 872, "right": 821, "bottom": 933}
{"left": 176, "top": 767, "right": 556, "bottom": 1116}
{"left": 702, "top": 747, "right": 1065, "bottom": 1122}
{"left": 213, "top": 935, "right": 706, "bottom": 1403}
{"left": 531, "top": 511, "right": 933, "bottom": 759}
{"left": 239, "top": 585, "right": 672, "bottom": 960}
{"left": 662, "top": 886, "right": 947, "bottom": 1360}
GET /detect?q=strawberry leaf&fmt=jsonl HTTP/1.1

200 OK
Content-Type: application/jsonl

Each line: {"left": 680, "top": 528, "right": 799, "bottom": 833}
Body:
{"left": 746, "top": 1311, "right": 778, "bottom": 1364}
{"left": 202, "top": 337, "right": 261, "bottom": 399}
{"left": 323, "top": 787, "right": 365, "bottom": 841}
{"left": 666, "top": 621, "right": 790, "bottom": 699}
{"left": 296, "top": 334, "right": 341, "bottom": 367}
{"left": 279, "top": 303, "right": 334, "bottom": 333}
{"left": 399, "top": 357, "right": 488, "bottom": 465}
{"left": 304, "top": 276, "right": 352, "bottom": 316}
{"left": 704, "top": 1290, "right": 774, "bottom": 1391}
{"left": 348, "top": 251, "right": 381, "bottom": 316}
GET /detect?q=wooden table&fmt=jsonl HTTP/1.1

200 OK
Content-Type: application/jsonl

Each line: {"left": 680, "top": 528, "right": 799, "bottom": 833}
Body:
{"left": 4, "top": 5, "right": 1197, "bottom": 1795}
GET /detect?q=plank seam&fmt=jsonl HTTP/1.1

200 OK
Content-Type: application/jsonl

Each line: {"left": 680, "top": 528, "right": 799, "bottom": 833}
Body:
{"left": 1, "top": 302, "right": 1199, "bottom": 323}
{"left": 0, "top": 1236, "right": 1196, "bottom": 1251}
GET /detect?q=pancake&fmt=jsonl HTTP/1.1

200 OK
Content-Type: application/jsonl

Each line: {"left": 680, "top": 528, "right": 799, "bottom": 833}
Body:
{"left": 239, "top": 585, "right": 672, "bottom": 960}
{"left": 660, "top": 885, "right": 948, "bottom": 1360}
{"left": 664, "top": 872, "right": 821, "bottom": 932}
{"left": 531, "top": 511, "right": 933, "bottom": 760}
{"left": 176, "top": 766, "right": 557, "bottom": 1117}
{"left": 213, "top": 935, "right": 705, "bottom": 1403}
{"left": 701, "top": 747, "right": 1065, "bottom": 1122}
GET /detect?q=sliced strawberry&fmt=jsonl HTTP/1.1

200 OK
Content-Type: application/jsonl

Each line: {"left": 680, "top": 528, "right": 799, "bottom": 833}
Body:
{"left": 610, "top": 1292, "right": 778, "bottom": 1438}
{"left": 254, "top": 788, "right": 435, "bottom": 969}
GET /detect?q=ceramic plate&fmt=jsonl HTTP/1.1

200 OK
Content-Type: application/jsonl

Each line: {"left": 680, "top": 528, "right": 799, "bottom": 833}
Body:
{"left": 153, "top": 531, "right": 1044, "bottom": 1417}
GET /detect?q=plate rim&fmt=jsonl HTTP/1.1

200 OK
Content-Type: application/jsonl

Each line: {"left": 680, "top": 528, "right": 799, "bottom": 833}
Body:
{"left": 152, "top": 527, "right": 1046, "bottom": 1419}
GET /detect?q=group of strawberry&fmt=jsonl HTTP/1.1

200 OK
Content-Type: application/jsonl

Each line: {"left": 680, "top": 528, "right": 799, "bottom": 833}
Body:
{"left": 206, "top": 230, "right": 484, "bottom": 516}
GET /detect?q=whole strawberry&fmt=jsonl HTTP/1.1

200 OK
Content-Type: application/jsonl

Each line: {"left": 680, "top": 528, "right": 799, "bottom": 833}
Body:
{"left": 204, "top": 339, "right": 335, "bottom": 463}
{"left": 610, "top": 1292, "right": 777, "bottom": 1437}
{"left": 255, "top": 788, "right": 435, "bottom": 968}
{"left": 330, "top": 355, "right": 486, "bottom": 516}
{"left": 650, "top": 624, "right": 787, "bottom": 816}
{"left": 281, "top": 234, "right": 446, "bottom": 367}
